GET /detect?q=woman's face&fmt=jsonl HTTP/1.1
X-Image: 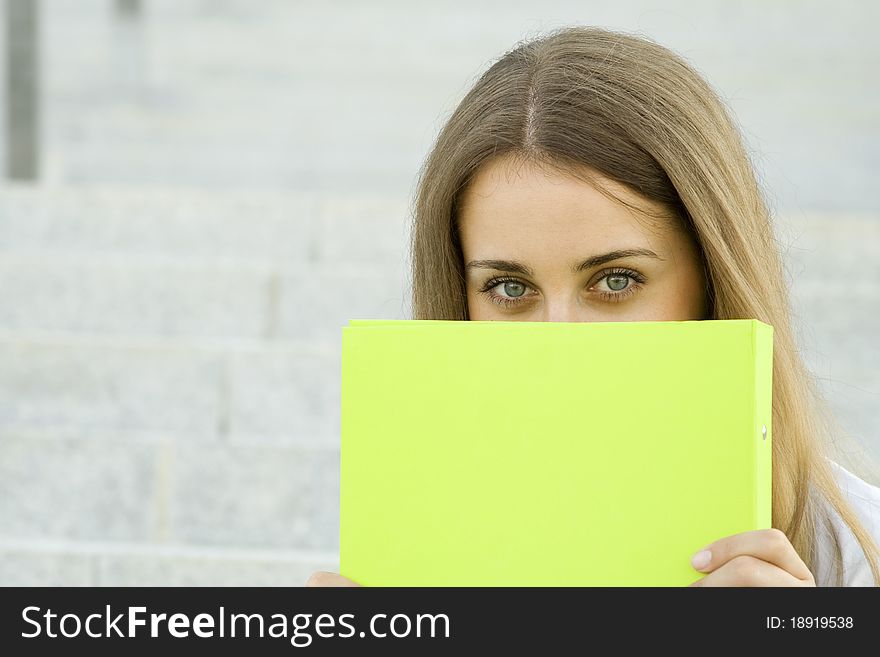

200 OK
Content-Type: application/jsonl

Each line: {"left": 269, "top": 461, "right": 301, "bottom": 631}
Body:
{"left": 459, "top": 155, "right": 709, "bottom": 322}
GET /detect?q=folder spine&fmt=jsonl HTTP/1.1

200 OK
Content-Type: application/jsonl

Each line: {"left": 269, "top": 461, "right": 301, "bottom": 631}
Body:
{"left": 752, "top": 321, "right": 774, "bottom": 530}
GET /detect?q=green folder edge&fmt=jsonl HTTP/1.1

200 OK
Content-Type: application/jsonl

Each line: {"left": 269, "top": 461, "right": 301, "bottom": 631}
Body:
{"left": 340, "top": 319, "right": 773, "bottom": 585}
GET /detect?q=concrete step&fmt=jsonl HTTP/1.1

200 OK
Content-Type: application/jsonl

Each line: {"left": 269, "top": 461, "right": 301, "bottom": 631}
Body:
{"left": 0, "top": 256, "right": 408, "bottom": 340}
{"left": 0, "top": 331, "right": 344, "bottom": 446}
{"left": 0, "top": 430, "right": 340, "bottom": 553}
{"left": 21, "top": 0, "right": 877, "bottom": 209}
{"left": 0, "top": 184, "right": 410, "bottom": 262}
{"left": 0, "top": 184, "right": 412, "bottom": 340}
{"left": 0, "top": 538, "right": 337, "bottom": 586}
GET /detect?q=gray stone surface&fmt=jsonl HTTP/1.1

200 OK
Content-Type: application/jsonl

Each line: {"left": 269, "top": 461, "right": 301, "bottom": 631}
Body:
{"left": 312, "top": 198, "right": 412, "bottom": 264}
{"left": 0, "top": 260, "right": 409, "bottom": 344}
{"left": 0, "top": 338, "right": 224, "bottom": 440}
{"left": 227, "top": 345, "right": 340, "bottom": 446}
{"left": 0, "top": 0, "right": 877, "bottom": 585}
{"left": 0, "top": 257, "right": 274, "bottom": 338}
{"left": 96, "top": 551, "right": 337, "bottom": 586}
{"left": 0, "top": 187, "right": 412, "bottom": 341}
{"left": 0, "top": 435, "right": 159, "bottom": 541}
{"left": 0, "top": 547, "right": 95, "bottom": 586}
{"left": 28, "top": 0, "right": 878, "bottom": 213}
{"left": 275, "top": 265, "right": 410, "bottom": 342}
{"left": 0, "top": 186, "right": 320, "bottom": 261}
{"left": 167, "top": 444, "right": 339, "bottom": 552}
{"left": 0, "top": 540, "right": 338, "bottom": 586}
{"left": 777, "top": 213, "right": 880, "bottom": 468}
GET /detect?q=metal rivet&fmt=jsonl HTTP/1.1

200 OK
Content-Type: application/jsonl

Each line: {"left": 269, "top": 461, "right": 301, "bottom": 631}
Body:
{"left": 761, "top": 425, "right": 767, "bottom": 440}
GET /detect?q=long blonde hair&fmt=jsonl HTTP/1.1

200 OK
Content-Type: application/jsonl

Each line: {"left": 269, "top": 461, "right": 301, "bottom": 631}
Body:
{"left": 407, "top": 25, "right": 880, "bottom": 585}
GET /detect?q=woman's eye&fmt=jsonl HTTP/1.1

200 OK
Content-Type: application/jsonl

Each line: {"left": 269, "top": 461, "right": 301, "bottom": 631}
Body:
{"left": 591, "top": 272, "right": 643, "bottom": 301}
{"left": 597, "top": 273, "right": 632, "bottom": 292}
{"left": 494, "top": 280, "right": 528, "bottom": 299}
{"left": 479, "top": 269, "right": 644, "bottom": 308}
{"left": 478, "top": 278, "right": 533, "bottom": 307}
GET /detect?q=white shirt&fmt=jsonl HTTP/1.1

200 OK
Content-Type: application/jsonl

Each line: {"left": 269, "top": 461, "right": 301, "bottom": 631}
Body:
{"left": 811, "top": 460, "right": 880, "bottom": 586}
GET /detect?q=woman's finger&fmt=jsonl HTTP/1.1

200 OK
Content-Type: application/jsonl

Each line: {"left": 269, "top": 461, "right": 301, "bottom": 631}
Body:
{"left": 305, "top": 571, "right": 362, "bottom": 587}
{"left": 691, "top": 528, "right": 813, "bottom": 582}
{"left": 688, "top": 555, "right": 810, "bottom": 587}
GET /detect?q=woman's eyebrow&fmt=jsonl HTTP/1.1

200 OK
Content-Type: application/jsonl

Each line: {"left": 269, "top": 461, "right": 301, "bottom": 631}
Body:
{"left": 465, "top": 248, "right": 663, "bottom": 276}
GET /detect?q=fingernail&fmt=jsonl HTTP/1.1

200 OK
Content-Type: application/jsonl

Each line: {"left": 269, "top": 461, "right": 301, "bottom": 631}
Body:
{"left": 691, "top": 550, "right": 712, "bottom": 570}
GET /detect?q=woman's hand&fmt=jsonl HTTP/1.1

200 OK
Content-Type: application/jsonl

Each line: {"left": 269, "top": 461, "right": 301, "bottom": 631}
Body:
{"left": 305, "top": 529, "right": 815, "bottom": 587}
{"left": 305, "top": 571, "right": 362, "bottom": 587}
{"left": 688, "top": 528, "right": 815, "bottom": 587}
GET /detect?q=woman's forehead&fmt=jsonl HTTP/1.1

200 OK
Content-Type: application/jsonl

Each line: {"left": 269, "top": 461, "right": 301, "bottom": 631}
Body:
{"left": 459, "top": 156, "right": 672, "bottom": 245}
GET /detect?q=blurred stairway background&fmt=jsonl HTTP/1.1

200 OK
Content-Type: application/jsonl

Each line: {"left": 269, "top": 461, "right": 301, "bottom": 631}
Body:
{"left": 0, "top": 0, "right": 878, "bottom": 584}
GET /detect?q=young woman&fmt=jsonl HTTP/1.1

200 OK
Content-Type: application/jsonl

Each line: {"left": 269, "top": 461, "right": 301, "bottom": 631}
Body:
{"left": 308, "top": 25, "right": 880, "bottom": 587}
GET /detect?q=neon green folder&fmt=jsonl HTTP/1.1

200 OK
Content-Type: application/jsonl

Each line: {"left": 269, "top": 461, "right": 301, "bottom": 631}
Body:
{"left": 340, "top": 319, "right": 773, "bottom": 586}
